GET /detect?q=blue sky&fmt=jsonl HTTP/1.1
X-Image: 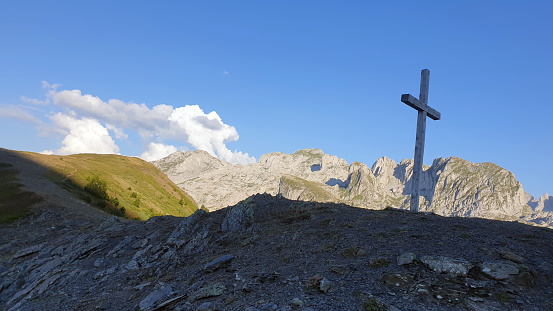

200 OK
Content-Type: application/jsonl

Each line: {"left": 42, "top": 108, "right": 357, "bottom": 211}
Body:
{"left": 0, "top": 1, "right": 551, "bottom": 198}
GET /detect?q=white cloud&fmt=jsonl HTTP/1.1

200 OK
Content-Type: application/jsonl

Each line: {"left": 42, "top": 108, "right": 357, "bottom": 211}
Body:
{"left": 141, "top": 142, "right": 178, "bottom": 161}
{"left": 223, "top": 70, "right": 229, "bottom": 75}
{"left": 51, "top": 89, "right": 173, "bottom": 132}
{"left": 0, "top": 105, "right": 42, "bottom": 124}
{"left": 169, "top": 105, "right": 255, "bottom": 164}
{"left": 50, "top": 113, "right": 120, "bottom": 155}
{"left": 21, "top": 96, "right": 50, "bottom": 105}
{"left": 34, "top": 84, "right": 256, "bottom": 164}
{"left": 106, "top": 124, "right": 128, "bottom": 140}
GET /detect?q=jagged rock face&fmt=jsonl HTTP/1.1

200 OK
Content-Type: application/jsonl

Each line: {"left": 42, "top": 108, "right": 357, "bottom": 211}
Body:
{"left": 154, "top": 149, "right": 550, "bottom": 227}
{"left": 152, "top": 150, "right": 227, "bottom": 185}
{"left": 156, "top": 148, "right": 350, "bottom": 210}
{"left": 342, "top": 162, "right": 382, "bottom": 207}
{"left": 421, "top": 157, "right": 532, "bottom": 219}
{"left": 525, "top": 192, "right": 552, "bottom": 213}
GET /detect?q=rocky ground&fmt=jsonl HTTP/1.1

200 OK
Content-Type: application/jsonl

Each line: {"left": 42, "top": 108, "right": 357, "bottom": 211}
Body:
{"left": 2, "top": 194, "right": 553, "bottom": 311}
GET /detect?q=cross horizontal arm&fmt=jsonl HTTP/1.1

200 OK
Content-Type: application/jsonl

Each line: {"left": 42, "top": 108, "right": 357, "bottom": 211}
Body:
{"left": 401, "top": 94, "right": 441, "bottom": 120}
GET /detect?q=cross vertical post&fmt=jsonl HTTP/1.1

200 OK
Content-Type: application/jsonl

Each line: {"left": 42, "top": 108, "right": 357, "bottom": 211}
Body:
{"left": 401, "top": 69, "right": 441, "bottom": 212}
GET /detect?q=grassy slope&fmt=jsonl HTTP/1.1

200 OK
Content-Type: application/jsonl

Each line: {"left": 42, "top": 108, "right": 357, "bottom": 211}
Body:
{"left": 281, "top": 174, "right": 337, "bottom": 202}
{"left": 16, "top": 151, "right": 197, "bottom": 220}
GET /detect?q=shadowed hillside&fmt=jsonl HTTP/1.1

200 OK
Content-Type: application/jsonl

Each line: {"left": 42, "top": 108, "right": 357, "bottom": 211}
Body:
{"left": 1, "top": 194, "right": 552, "bottom": 310}
{"left": 0, "top": 148, "right": 197, "bottom": 221}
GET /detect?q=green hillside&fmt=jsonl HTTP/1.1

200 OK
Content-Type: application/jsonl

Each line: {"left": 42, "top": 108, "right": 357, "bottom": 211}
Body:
{"left": 14, "top": 151, "right": 197, "bottom": 220}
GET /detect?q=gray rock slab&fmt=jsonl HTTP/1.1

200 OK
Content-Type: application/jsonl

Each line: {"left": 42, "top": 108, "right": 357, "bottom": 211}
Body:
{"left": 166, "top": 209, "right": 207, "bottom": 247}
{"left": 194, "top": 283, "right": 226, "bottom": 300}
{"left": 421, "top": 255, "right": 473, "bottom": 276}
{"left": 13, "top": 243, "right": 45, "bottom": 259}
{"left": 397, "top": 252, "right": 416, "bottom": 265}
{"left": 204, "top": 254, "right": 234, "bottom": 272}
{"left": 139, "top": 285, "right": 173, "bottom": 311}
{"left": 480, "top": 261, "right": 519, "bottom": 280}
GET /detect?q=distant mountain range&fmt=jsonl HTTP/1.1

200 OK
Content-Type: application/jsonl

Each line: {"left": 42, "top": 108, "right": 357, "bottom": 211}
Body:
{"left": 153, "top": 148, "right": 553, "bottom": 228}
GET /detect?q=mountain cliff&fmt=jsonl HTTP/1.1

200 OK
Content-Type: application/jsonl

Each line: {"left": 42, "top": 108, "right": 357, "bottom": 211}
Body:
{"left": 154, "top": 148, "right": 552, "bottom": 227}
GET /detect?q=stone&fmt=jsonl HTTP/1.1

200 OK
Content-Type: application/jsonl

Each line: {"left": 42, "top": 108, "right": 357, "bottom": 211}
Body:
{"left": 290, "top": 298, "right": 304, "bottom": 307}
{"left": 134, "top": 282, "right": 151, "bottom": 290}
{"left": 305, "top": 275, "right": 323, "bottom": 290}
{"left": 99, "top": 216, "right": 123, "bottom": 231}
{"left": 330, "top": 265, "right": 349, "bottom": 275}
{"left": 194, "top": 283, "right": 226, "bottom": 300}
{"left": 242, "top": 282, "right": 254, "bottom": 293}
{"left": 260, "top": 302, "right": 278, "bottom": 310}
{"left": 514, "top": 271, "right": 536, "bottom": 286}
{"left": 108, "top": 236, "right": 134, "bottom": 257}
{"left": 420, "top": 256, "right": 473, "bottom": 276}
{"left": 139, "top": 285, "right": 173, "bottom": 311}
{"left": 381, "top": 272, "right": 415, "bottom": 289}
{"left": 480, "top": 261, "right": 519, "bottom": 280}
{"left": 221, "top": 199, "right": 255, "bottom": 232}
{"left": 133, "top": 238, "right": 149, "bottom": 249}
{"left": 94, "top": 258, "right": 105, "bottom": 268}
{"left": 126, "top": 259, "right": 139, "bottom": 270}
{"left": 397, "top": 252, "right": 416, "bottom": 265}
{"left": 196, "top": 301, "right": 215, "bottom": 311}
{"left": 499, "top": 250, "right": 525, "bottom": 264}
{"left": 319, "top": 278, "right": 332, "bottom": 293}
{"left": 167, "top": 209, "right": 207, "bottom": 247}
{"left": 12, "top": 243, "right": 45, "bottom": 259}
{"left": 204, "top": 254, "right": 234, "bottom": 272}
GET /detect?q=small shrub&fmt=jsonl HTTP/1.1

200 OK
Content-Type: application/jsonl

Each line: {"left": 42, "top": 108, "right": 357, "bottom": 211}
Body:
{"left": 119, "top": 206, "right": 126, "bottom": 216}
{"left": 127, "top": 186, "right": 132, "bottom": 191}
{"left": 363, "top": 298, "right": 387, "bottom": 311}
{"left": 84, "top": 176, "right": 108, "bottom": 200}
{"left": 496, "top": 292, "right": 511, "bottom": 302}
{"left": 109, "top": 197, "right": 119, "bottom": 207}
{"left": 318, "top": 218, "right": 333, "bottom": 227}
{"left": 341, "top": 246, "right": 360, "bottom": 257}
{"left": 369, "top": 258, "right": 391, "bottom": 268}
{"left": 305, "top": 275, "right": 323, "bottom": 290}
{"left": 133, "top": 197, "right": 141, "bottom": 207}
{"left": 131, "top": 192, "right": 138, "bottom": 198}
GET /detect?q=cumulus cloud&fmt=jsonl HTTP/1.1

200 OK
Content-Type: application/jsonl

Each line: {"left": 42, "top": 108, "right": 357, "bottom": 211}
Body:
{"left": 25, "top": 83, "right": 256, "bottom": 164}
{"left": 49, "top": 113, "right": 120, "bottom": 155}
{"left": 141, "top": 142, "right": 178, "bottom": 161}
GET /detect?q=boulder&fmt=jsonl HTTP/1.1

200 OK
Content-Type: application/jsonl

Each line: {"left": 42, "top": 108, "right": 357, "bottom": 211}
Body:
{"left": 420, "top": 256, "right": 473, "bottom": 276}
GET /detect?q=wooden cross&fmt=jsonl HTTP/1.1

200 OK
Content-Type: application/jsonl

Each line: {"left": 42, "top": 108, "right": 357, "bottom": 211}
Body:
{"left": 401, "top": 69, "right": 441, "bottom": 212}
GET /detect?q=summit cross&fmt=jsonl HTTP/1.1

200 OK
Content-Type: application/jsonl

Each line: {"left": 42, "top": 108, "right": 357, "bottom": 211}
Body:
{"left": 401, "top": 69, "right": 441, "bottom": 212}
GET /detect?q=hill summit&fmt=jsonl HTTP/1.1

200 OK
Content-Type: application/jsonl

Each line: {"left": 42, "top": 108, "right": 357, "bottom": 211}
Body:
{"left": 154, "top": 148, "right": 553, "bottom": 227}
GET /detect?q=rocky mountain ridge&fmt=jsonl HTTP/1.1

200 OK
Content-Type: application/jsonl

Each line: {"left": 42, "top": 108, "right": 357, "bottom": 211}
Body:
{"left": 153, "top": 149, "right": 553, "bottom": 227}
